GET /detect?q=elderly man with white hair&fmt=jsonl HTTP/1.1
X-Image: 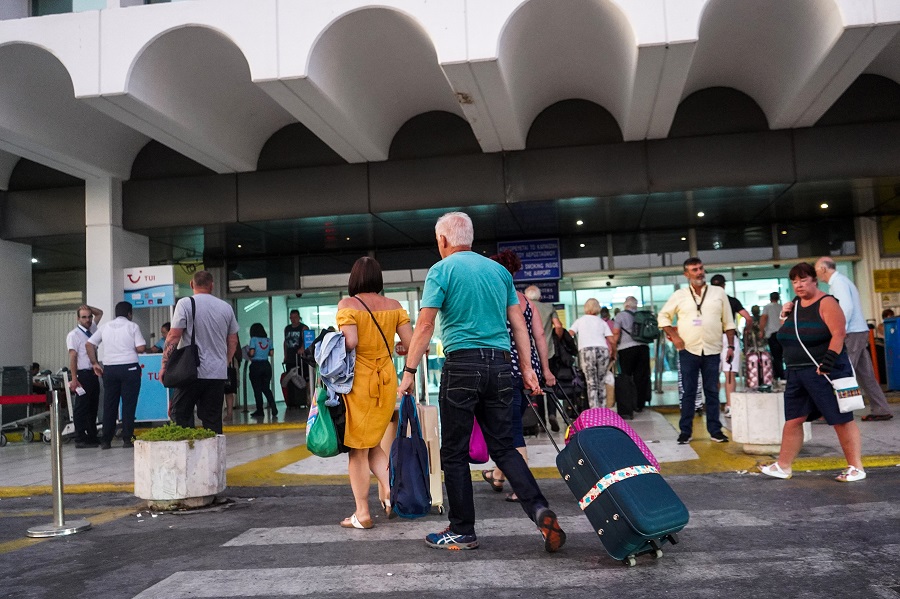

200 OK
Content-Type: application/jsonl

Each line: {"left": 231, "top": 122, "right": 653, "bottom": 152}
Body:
{"left": 613, "top": 296, "right": 653, "bottom": 412}
{"left": 398, "top": 211, "right": 566, "bottom": 554}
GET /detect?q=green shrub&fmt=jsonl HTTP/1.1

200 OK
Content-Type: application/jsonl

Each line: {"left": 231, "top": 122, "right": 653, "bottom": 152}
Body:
{"left": 136, "top": 423, "right": 216, "bottom": 448}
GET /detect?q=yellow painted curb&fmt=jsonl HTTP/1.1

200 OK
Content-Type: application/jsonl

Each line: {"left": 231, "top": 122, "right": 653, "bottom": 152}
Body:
{"left": 226, "top": 444, "right": 351, "bottom": 486}
{"left": 0, "top": 483, "right": 133, "bottom": 498}
{"left": 223, "top": 422, "right": 305, "bottom": 434}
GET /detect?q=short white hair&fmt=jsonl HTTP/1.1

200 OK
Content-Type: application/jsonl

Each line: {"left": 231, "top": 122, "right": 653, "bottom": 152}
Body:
{"left": 524, "top": 286, "right": 542, "bottom": 301}
{"left": 435, "top": 212, "right": 474, "bottom": 247}
{"left": 624, "top": 296, "right": 638, "bottom": 310}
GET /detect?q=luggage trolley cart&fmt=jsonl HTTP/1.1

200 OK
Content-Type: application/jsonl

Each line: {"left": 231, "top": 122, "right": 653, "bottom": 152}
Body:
{"left": 0, "top": 393, "right": 50, "bottom": 446}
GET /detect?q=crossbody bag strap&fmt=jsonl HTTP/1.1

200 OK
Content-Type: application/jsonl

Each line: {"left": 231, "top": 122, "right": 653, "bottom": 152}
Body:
{"left": 186, "top": 297, "right": 196, "bottom": 346}
{"left": 792, "top": 296, "right": 855, "bottom": 384}
{"left": 354, "top": 295, "right": 392, "bottom": 359}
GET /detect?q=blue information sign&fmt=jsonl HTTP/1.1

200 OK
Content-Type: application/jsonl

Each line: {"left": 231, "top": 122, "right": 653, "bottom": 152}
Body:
{"left": 515, "top": 280, "right": 559, "bottom": 303}
{"left": 496, "top": 239, "right": 561, "bottom": 282}
{"left": 128, "top": 355, "right": 169, "bottom": 422}
{"left": 303, "top": 329, "right": 316, "bottom": 349}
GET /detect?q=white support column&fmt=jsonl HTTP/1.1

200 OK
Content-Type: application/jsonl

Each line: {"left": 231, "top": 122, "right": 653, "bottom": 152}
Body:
{"left": 0, "top": 238, "right": 33, "bottom": 366}
{"left": 84, "top": 177, "right": 149, "bottom": 323}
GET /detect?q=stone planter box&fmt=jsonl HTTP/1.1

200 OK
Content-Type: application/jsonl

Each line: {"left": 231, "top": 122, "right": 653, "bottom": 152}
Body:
{"left": 731, "top": 392, "right": 811, "bottom": 455}
{"left": 134, "top": 435, "right": 226, "bottom": 509}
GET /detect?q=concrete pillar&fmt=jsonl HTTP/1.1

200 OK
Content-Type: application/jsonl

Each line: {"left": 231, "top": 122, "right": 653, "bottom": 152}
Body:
{"left": 0, "top": 239, "right": 33, "bottom": 366}
{"left": 84, "top": 177, "right": 149, "bottom": 323}
{"left": 852, "top": 187, "right": 880, "bottom": 322}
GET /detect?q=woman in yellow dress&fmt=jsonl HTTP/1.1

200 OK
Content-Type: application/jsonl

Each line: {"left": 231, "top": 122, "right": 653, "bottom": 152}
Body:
{"left": 336, "top": 257, "right": 413, "bottom": 529}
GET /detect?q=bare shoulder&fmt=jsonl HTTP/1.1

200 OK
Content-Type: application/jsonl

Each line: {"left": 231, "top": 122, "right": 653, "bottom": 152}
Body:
{"left": 337, "top": 297, "right": 356, "bottom": 310}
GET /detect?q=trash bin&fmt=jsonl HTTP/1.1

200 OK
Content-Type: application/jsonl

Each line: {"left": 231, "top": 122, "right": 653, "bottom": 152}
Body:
{"left": 884, "top": 317, "right": 900, "bottom": 391}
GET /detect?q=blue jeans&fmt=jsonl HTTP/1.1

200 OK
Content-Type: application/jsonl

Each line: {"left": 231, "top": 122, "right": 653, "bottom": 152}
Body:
{"left": 678, "top": 350, "right": 723, "bottom": 436}
{"left": 439, "top": 349, "right": 550, "bottom": 536}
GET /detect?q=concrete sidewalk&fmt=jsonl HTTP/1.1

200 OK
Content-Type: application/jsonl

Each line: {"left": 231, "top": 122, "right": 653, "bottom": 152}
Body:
{"left": 0, "top": 401, "right": 897, "bottom": 495}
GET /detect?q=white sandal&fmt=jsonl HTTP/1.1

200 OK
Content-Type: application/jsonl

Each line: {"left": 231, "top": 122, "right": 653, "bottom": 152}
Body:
{"left": 835, "top": 465, "right": 866, "bottom": 483}
{"left": 340, "top": 514, "right": 373, "bottom": 529}
{"left": 759, "top": 462, "right": 792, "bottom": 479}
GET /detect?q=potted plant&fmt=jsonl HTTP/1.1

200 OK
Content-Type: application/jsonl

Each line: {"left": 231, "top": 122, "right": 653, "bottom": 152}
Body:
{"left": 133, "top": 424, "right": 226, "bottom": 510}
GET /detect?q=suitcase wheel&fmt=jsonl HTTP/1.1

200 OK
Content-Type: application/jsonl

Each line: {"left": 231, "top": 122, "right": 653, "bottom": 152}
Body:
{"left": 622, "top": 556, "right": 637, "bottom": 567}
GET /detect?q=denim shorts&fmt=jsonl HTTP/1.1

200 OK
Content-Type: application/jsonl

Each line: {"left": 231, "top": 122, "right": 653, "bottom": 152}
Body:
{"left": 784, "top": 353, "right": 854, "bottom": 426}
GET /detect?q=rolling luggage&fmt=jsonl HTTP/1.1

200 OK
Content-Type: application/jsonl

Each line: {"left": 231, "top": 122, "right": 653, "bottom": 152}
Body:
{"left": 521, "top": 393, "right": 544, "bottom": 437}
{"left": 745, "top": 334, "right": 774, "bottom": 391}
{"left": 557, "top": 427, "right": 688, "bottom": 566}
{"left": 614, "top": 373, "right": 636, "bottom": 419}
{"left": 565, "top": 407, "right": 660, "bottom": 470}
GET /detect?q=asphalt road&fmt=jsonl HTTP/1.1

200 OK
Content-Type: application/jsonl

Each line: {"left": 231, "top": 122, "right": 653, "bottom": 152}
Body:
{"left": 1, "top": 467, "right": 899, "bottom": 599}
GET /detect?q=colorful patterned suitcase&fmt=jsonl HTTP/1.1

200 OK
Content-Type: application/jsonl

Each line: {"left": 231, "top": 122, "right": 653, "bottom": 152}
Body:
{"left": 557, "top": 426, "right": 688, "bottom": 566}
{"left": 565, "top": 407, "right": 660, "bottom": 470}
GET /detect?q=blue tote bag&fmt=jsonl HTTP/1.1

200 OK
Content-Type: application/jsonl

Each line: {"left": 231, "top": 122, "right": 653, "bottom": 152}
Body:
{"left": 389, "top": 394, "right": 432, "bottom": 519}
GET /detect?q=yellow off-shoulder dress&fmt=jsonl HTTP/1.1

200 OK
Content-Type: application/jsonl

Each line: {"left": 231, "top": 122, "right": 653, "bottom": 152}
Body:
{"left": 336, "top": 307, "right": 410, "bottom": 449}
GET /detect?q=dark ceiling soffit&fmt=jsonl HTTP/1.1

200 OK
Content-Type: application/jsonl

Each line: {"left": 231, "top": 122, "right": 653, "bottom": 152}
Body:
{"left": 123, "top": 174, "right": 238, "bottom": 230}
{"left": 237, "top": 164, "right": 368, "bottom": 222}
{"left": 793, "top": 121, "right": 900, "bottom": 182}
{"left": 2, "top": 186, "right": 85, "bottom": 239}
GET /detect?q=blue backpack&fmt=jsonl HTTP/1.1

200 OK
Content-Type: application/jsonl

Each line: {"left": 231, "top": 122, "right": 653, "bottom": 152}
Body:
{"left": 389, "top": 394, "right": 432, "bottom": 519}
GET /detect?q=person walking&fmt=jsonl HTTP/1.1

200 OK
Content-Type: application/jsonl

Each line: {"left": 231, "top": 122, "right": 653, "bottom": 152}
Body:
{"left": 815, "top": 257, "right": 893, "bottom": 421}
{"left": 759, "top": 262, "right": 866, "bottom": 482}
{"left": 335, "top": 257, "right": 413, "bottom": 529}
{"left": 283, "top": 309, "right": 310, "bottom": 408}
{"left": 85, "top": 301, "right": 145, "bottom": 449}
{"left": 160, "top": 270, "right": 239, "bottom": 434}
{"left": 658, "top": 257, "right": 735, "bottom": 444}
{"left": 398, "top": 211, "right": 566, "bottom": 553}
{"left": 613, "top": 296, "right": 652, "bottom": 412}
{"left": 760, "top": 292, "right": 785, "bottom": 383}
{"left": 569, "top": 299, "right": 615, "bottom": 409}
{"left": 248, "top": 323, "right": 277, "bottom": 419}
{"left": 65, "top": 304, "right": 103, "bottom": 448}
{"left": 710, "top": 274, "right": 753, "bottom": 417}
{"left": 482, "top": 252, "right": 555, "bottom": 503}
{"left": 524, "top": 285, "right": 562, "bottom": 431}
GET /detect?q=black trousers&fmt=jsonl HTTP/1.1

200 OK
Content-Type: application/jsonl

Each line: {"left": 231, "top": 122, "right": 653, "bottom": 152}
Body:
{"left": 74, "top": 369, "right": 100, "bottom": 443}
{"left": 171, "top": 379, "right": 226, "bottom": 434}
{"left": 102, "top": 363, "right": 141, "bottom": 444}
{"left": 768, "top": 333, "right": 785, "bottom": 380}
{"left": 618, "top": 344, "right": 652, "bottom": 409}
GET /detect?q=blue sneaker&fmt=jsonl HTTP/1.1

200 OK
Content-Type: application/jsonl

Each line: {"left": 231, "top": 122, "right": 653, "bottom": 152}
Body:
{"left": 425, "top": 527, "right": 479, "bottom": 550}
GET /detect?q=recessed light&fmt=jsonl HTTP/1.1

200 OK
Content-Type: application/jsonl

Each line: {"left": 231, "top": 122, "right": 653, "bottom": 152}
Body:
{"left": 579, "top": 243, "right": 585, "bottom": 248}
{"left": 681, "top": 237, "right": 686, "bottom": 241}
{"left": 346, "top": 237, "right": 350, "bottom": 241}
{"left": 697, "top": 211, "right": 705, "bottom": 218}
{"left": 781, "top": 230, "right": 787, "bottom": 235}
{"left": 237, "top": 244, "right": 242, "bottom": 248}
{"left": 576, "top": 220, "right": 584, "bottom": 226}
{"left": 820, "top": 203, "right": 829, "bottom": 209}
{"left": 31, "top": 258, "right": 38, "bottom": 264}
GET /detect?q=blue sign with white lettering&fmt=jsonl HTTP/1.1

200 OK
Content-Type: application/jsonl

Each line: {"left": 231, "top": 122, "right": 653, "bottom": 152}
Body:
{"left": 515, "top": 280, "right": 559, "bottom": 303}
{"left": 497, "top": 239, "right": 561, "bottom": 282}
{"left": 303, "top": 329, "right": 316, "bottom": 349}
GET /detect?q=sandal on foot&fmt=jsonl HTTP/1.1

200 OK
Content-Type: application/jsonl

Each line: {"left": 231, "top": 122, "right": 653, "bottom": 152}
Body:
{"left": 835, "top": 466, "right": 866, "bottom": 482}
{"left": 505, "top": 493, "right": 520, "bottom": 503}
{"left": 481, "top": 470, "right": 504, "bottom": 492}
{"left": 381, "top": 499, "right": 397, "bottom": 520}
{"left": 340, "top": 514, "right": 373, "bottom": 529}
{"left": 861, "top": 413, "right": 893, "bottom": 422}
{"left": 759, "top": 462, "right": 792, "bottom": 479}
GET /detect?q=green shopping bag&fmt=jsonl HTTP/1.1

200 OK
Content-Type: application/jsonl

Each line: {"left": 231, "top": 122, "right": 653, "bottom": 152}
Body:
{"left": 306, "top": 387, "right": 339, "bottom": 458}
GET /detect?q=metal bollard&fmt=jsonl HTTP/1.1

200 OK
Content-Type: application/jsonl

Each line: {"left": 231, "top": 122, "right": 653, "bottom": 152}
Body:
{"left": 26, "top": 372, "right": 91, "bottom": 538}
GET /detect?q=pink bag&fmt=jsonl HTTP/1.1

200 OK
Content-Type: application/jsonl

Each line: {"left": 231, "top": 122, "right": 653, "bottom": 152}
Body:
{"left": 469, "top": 418, "right": 489, "bottom": 464}
{"left": 565, "top": 407, "right": 660, "bottom": 469}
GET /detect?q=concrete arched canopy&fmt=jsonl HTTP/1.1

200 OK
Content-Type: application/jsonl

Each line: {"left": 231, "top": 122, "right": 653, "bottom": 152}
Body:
{"left": 866, "top": 29, "right": 900, "bottom": 85}
{"left": 683, "top": 0, "right": 846, "bottom": 130}
{"left": 0, "top": 43, "right": 145, "bottom": 180}
{"left": 110, "top": 25, "right": 294, "bottom": 173}
{"left": 305, "top": 7, "right": 464, "bottom": 161}
{"left": 496, "top": 0, "right": 638, "bottom": 145}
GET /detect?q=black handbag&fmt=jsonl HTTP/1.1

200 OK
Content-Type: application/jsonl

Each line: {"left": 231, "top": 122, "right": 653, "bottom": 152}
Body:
{"left": 162, "top": 297, "right": 200, "bottom": 388}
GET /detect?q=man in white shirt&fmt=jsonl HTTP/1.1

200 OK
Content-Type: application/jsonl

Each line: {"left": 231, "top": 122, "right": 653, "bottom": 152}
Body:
{"left": 86, "top": 301, "right": 146, "bottom": 449}
{"left": 815, "top": 257, "right": 893, "bottom": 421}
{"left": 658, "top": 257, "right": 736, "bottom": 444}
{"left": 65, "top": 304, "right": 103, "bottom": 448}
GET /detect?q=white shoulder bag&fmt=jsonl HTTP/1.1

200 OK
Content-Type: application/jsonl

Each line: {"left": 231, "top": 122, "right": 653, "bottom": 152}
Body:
{"left": 793, "top": 304, "right": 864, "bottom": 413}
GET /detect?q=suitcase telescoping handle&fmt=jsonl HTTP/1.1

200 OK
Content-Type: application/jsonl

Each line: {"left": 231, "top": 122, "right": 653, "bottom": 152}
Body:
{"left": 523, "top": 383, "right": 573, "bottom": 454}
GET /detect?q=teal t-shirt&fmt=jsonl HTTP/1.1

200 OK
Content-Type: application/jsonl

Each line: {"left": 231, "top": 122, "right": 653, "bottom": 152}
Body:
{"left": 421, "top": 251, "right": 519, "bottom": 353}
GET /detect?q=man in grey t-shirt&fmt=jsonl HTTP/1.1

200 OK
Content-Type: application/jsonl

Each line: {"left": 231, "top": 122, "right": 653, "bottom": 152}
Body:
{"left": 160, "top": 270, "right": 239, "bottom": 434}
{"left": 759, "top": 292, "right": 784, "bottom": 381}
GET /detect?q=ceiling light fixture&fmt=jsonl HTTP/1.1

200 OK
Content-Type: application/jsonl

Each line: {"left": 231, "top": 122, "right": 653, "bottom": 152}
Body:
{"left": 576, "top": 220, "right": 584, "bottom": 226}
{"left": 579, "top": 243, "right": 585, "bottom": 248}
{"left": 681, "top": 237, "right": 686, "bottom": 241}
{"left": 781, "top": 230, "right": 787, "bottom": 235}
{"left": 237, "top": 244, "right": 242, "bottom": 248}
{"left": 820, "top": 203, "right": 829, "bottom": 209}
{"left": 31, "top": 258, "right": 38, "bottom": 264}
{"left": 697, "top": 211, "right": 705, "bottom": 217}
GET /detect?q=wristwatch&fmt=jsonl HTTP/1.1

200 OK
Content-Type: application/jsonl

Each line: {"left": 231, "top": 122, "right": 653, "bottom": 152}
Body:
{"left": 403, "top": 366, "right": 417, "bottom": 375}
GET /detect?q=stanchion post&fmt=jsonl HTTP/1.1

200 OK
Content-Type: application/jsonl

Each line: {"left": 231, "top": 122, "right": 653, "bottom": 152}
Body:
{"left": 26, "top": 372, "right": 91, "bottom": 538}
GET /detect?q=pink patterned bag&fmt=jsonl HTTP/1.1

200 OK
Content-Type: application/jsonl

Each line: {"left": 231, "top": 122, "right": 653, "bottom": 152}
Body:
{"left": 469, "top": 418, "right": 489, "bottom": 464}
{"left": 565, "top": 407, "right": 660, "bottom": 469}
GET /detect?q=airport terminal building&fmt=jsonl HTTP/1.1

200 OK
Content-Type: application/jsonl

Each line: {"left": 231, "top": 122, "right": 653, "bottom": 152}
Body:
{"left": 0, "top": 0, "right": 899, "bottom": 389}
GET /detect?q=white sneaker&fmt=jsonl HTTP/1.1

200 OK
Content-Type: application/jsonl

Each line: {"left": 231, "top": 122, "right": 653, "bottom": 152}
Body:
{"left": 759, "top": 462, "right": 792, "bottom": 479}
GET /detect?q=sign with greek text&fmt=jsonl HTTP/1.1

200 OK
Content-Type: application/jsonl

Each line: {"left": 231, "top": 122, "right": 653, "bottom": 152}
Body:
{"left": 497, "top": 239, "right": 561, "bottom": 282}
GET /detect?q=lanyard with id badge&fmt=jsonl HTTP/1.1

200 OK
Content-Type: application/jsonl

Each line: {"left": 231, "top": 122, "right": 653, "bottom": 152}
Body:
{"left": 691, "top": 285, "right": 707, "bottom": 327}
